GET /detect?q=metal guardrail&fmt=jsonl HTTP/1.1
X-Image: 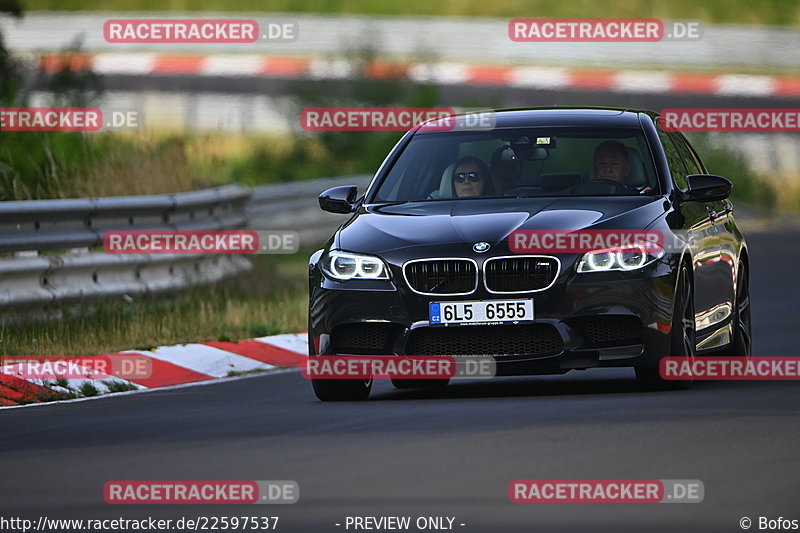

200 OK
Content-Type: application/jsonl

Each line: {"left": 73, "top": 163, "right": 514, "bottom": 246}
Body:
{"left": 0, "top": 184, "right": 251, "bottom": 253}
{"left": 0, "top": 184, "right": 252, "bottom": 310}
{"left": 247, "top": 175, "right": 373, "bottom": 246}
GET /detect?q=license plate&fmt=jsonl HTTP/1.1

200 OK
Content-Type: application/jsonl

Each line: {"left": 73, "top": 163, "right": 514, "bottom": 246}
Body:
{"left": 429, "top": 299, "right": 534, "bottom": 326}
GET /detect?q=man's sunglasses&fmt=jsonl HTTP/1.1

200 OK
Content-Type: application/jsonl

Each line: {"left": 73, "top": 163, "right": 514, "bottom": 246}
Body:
{"left": 454, "top": 172, "right": 483, "bottom": 183}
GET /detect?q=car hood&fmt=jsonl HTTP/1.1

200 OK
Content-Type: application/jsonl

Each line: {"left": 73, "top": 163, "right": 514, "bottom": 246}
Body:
{"left": 337, "top": 196, "right": 666, "bottom": 254}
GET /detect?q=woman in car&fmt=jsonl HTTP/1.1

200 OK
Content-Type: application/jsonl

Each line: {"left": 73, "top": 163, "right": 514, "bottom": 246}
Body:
{"left": 451, "top": 156, "right": 495, "bottom": 198}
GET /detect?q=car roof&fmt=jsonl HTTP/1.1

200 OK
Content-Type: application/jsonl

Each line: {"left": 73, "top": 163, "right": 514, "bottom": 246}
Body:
{"left": 417, "top": 107, "right": 658, "bottom": 131}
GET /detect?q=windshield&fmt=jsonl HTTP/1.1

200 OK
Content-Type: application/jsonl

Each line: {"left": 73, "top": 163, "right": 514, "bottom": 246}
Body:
{"left": 370, "top": 127, "right": 659, "bottom": 202}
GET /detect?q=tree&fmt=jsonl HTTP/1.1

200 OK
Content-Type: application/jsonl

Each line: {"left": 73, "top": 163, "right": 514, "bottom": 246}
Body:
{"left": 0, "top": 0, "right": 23, "bottom": 105}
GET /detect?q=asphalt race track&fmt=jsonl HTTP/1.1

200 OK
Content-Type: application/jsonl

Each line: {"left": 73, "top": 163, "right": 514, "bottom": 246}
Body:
{"left": 2, "top": 229, "right": 799, "bottom": 533}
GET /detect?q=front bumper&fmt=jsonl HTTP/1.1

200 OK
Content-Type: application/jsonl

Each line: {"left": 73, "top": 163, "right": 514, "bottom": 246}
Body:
{"left": 309, "top": 252, "right": 678, "bottom": 375}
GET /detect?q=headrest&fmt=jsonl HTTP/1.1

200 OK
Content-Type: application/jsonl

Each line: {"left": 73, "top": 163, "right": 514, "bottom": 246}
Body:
{"left": 438, "top": 162, "right": 456, "bottom": 198}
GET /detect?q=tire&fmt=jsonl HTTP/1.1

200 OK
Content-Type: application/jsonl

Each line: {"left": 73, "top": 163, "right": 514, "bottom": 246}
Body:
{"left": 636, "top": 263, "right": 695, "bottom": 390}
{"left": 391, "top": 378, "right": 450, "bottom": 389}
{"left": 312, "top": 377, "right": 372, "bottom": 401}
{"left": 717, "top": 262, "right": 752, "bottom": 358}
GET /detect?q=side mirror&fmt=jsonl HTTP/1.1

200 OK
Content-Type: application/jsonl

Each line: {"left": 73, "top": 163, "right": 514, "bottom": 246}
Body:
{"left": 319, "top": 185, "right": 359, "bottom": 213}
{"left": 683, "top": 174, "right": 732, "bottom": 202}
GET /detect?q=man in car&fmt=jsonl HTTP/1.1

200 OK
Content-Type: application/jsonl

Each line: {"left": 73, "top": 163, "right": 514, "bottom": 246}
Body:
{"left": 490, "top": 145, "right": 523, "bottom": 194}
{"left": 592, "top": 140, "right": 631, "bottom": 185}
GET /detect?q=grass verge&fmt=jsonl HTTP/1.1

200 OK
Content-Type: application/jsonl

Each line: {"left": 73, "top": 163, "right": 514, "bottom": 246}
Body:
{"left": 19, "top": 0, "right": 800, "bottom": 26}
{"left": 0, "top": 129, "right": 399, "bottom": 200}
{"left": 0, "top": 250, "right": 310, "bottom": 356}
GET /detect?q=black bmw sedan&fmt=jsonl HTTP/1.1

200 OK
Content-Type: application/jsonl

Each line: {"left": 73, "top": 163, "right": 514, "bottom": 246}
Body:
{"left": 308, "top": 107, "right": 750, "bottom": 401}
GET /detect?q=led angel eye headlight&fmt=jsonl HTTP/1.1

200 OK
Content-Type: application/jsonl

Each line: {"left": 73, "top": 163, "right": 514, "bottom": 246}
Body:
{"left": 587, "top": 251, "right": 615, "bottom": 271}
{"left": 616, "top": 249, "right": 648, "bottom": 270}
{"left": 578, "top": 244, "right": 664, "bottom": 273}
{"left": 321, "top": 250, "right": 389, "bottom": 280}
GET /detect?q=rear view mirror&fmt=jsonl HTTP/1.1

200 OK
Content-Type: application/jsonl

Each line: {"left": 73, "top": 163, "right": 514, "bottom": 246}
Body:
{"left": 510, "top": 135, "right": 551, "bottom": 161}
{"left": 319, "top": 186, "right": 359, "bottom": 213}
{"left": 514, "top": 147, "right": 549, "bottom": 161}
{"left": 683, "top": 174, "right": 732, "bottom": 202}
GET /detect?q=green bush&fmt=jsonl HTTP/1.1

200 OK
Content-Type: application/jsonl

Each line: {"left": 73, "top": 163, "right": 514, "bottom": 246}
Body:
{"left": 687, "top": 133, "right": 777, "bottom": 208}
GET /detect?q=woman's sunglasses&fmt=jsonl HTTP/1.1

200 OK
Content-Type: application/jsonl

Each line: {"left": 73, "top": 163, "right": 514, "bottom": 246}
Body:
{"left": 454, "top": 172, "right": 483, "bottom": 183}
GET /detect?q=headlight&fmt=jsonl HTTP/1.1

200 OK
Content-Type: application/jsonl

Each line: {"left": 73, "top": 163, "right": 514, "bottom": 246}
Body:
{"left": 577, "top": 243, "right": 665, "bottom": 273}
{"left": 320, "top": 250, "right": 390, "bottom": 280}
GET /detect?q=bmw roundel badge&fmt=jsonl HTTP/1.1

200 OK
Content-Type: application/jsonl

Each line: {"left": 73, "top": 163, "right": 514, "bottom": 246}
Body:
{"left": 473, "top": 242, "right": 490, "bottom": 253}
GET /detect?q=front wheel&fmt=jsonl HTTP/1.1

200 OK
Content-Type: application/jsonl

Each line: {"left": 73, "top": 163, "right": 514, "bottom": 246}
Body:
{"left": 636, "top": 263, "right": 695, "bottom": 390}
{"left": 311, "top": 378, "right": 372, "bottom": 401}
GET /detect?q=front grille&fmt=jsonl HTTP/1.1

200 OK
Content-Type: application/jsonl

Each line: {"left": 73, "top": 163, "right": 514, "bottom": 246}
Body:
{"left": 569, "top": 316, "right": 643, "bottom": 347}
{"left": 331, "top": 322, "right": 398, "bottom": 354}
{"left": 406, "top": 324, "right": 563, "bottom": 357}
{"left": 404, "top": 259, "right": 477, "bottom": 295}
{"left": 484, "top": 256, "right": 558, "bottom": 292}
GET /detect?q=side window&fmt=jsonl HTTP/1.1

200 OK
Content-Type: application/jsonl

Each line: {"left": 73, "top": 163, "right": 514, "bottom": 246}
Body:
{"left": 674, "top": 133, "right": 706, "bottom": 175}
{"left": 656, "top": 121, "right": 689, "bottom": 191}
{"left": 670, "top": 132, "right": 702, "bottom": 176}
